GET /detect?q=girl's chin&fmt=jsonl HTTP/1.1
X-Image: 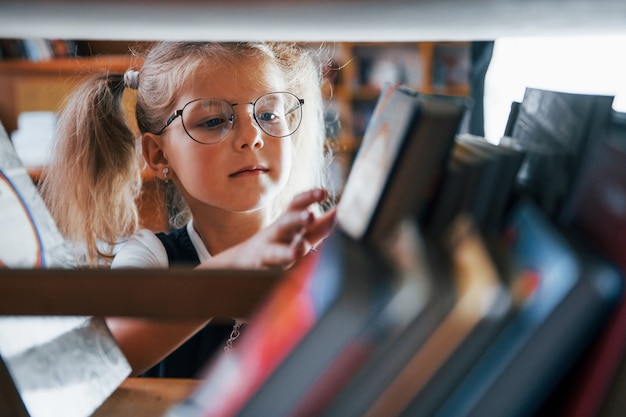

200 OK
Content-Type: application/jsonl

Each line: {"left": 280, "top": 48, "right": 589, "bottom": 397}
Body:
{"left": 228, "top": 194, "right": 280, "bottom": 214}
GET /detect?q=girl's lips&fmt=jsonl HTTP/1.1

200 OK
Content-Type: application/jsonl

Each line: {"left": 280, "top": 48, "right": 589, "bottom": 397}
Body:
{"left": 229, "top": 166, "right": 269, "bottom": 177}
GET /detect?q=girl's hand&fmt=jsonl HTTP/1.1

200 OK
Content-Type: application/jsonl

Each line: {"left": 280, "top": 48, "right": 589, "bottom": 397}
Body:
{"left": 201, "top": 189, "right": 336, "bottom": 270}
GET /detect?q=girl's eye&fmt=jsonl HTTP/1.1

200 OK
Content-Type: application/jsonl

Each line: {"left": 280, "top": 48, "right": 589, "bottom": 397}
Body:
{"left": 257, "top": 112, "right": 281, "bottom": 123}
{"left": 201, "top": 117, "right": 227, "bottom": 129}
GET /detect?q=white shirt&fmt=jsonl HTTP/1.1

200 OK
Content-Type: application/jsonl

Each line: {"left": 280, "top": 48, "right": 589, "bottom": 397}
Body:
{"left": 111, "top": 221, "right": 211, "bottom": 268}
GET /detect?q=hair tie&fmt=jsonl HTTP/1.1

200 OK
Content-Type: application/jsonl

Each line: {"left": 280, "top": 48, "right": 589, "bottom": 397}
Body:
{"left": 123, "top": 70, "right": 140, "bottom": 90}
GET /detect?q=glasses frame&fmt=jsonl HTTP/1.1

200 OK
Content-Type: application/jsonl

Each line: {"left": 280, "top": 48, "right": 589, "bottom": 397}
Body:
{"left": 156, "top": 92, "right": 305, "bottom": 145}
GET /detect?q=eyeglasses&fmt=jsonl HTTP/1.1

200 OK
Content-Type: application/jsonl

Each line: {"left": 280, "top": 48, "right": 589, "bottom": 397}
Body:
{"left": 157, "top": 92, "right": 304, "bottom": 145}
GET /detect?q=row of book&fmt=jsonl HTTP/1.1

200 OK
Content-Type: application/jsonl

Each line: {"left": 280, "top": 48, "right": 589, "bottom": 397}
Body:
{"left": 163, "top": 84, "right": 626, "bottom": 417}
{"left": 0, "top": 38, "right": 81, "bottom": 61}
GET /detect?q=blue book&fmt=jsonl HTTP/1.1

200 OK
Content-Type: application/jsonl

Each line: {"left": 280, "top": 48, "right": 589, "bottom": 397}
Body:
{"left": 433, "top": 200, "right": 623, "bottom": 417}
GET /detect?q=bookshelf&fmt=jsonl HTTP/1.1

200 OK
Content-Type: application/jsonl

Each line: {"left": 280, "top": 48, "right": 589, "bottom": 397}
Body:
{"left": 0, "top": 39, "right": 470, "bottom": 192}
{"left": 0, "top": 1, "right": 625, "bottom": 417}
{"left": 0, "top": 40, "right": 469, "bottom": 154}
{"left": 315, "top": 41, "right": 470, "bottom": 154}
{"left": 0, "top": 53, "right": 173, "bottom": 232}
{"left": 0, "top": 54, "right": 142, "bottom": 134}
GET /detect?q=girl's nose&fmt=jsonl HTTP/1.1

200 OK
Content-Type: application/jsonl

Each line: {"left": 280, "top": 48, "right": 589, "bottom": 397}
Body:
{"left": 232, "top": 111, "right": 265, "bottom": 150}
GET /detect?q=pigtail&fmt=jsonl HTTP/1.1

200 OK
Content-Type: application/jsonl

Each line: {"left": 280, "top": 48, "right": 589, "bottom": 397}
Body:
{"left": 41, "top": 72, "right": 142, "bottom": 266}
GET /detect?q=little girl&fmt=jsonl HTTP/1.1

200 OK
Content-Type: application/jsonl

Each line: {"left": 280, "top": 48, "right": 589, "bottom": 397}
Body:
{"left": 41, "top": 41, "right": 337, "bottom": 378}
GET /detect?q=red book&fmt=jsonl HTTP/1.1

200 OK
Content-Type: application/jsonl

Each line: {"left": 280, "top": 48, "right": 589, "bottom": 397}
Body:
{"left": 558, "top": 136, "right": 626, "bottom": 417}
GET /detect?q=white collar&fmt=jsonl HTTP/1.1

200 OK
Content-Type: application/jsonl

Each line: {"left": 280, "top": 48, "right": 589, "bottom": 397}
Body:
{"left": 187, "top": 220, "right": 212, "bottom": 263}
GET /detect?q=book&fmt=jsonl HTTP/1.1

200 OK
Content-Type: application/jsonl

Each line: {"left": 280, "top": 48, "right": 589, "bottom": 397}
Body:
{"left": 539, "top": 111, "right": 626, "bottom": 417}
{"left": 21, "top": 39, "right": 54, "bottom": 62}
{"left": 597, "top": 349, "right": 626, "bottom": 417}
{"left": 420, "top": 133, "right": 524, "bottom": 237}
{"left": 502, "top": 101, "right": 521, "bottom": 137}
{"left": 454, "top": 133, "right": 524, "bottom": 230}
{"left": 531, "top": 244, "right": 626, "bottom": 417}
{"left": 433, "top": 200, "right": 623, "bottom": 417}
{"left": 0, "top": 39, "right": 27, "bottom": 59}
{"left": 284, "top": 221, "right": 443, "bottom": 417}
{"left": 398, "top": 232, "right": 515, "bottom": 417}
{"left": 336, "top": 83, "right": 470, "bottom": 245}
{"left": 0, "top": 122, "right": 131, "bottom": 417}
{"left": 318, "top": 226, "right": 456, "bottom": 417}
{"left": 502, "top": 88, "right": 614, "bottom": 220}
{"left": 420, "top": 140, "right": 488, "bottom": 235}
{"left": 164, "top": 229, "right": 401, "bottom": 417}
{"left": 567, "top": 112, "right": 626, "bottom": 259}
{"left": 432, "top": 43, "right": 470, "bottom": 88}
{"left": 322, "top": 215, "right": 510, "bottom": 417}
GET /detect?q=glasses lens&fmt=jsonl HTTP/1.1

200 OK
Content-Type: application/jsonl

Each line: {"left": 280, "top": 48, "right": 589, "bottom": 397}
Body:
{"left": 254, "top": 93, "right": 303, "bottom": 138}
{"left": 181, "top": 99, "right": 234, "bottom": 144}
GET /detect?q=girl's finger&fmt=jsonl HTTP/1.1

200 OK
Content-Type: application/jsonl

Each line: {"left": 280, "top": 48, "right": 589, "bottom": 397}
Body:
{"left": 304, "top": 207, "right": 337, "bottom": 247}
{"left": 272, "top": 210, "right": 313, "bottom": 243}
{"left": 260, "top": 243, "right": 298, "bottom": 268}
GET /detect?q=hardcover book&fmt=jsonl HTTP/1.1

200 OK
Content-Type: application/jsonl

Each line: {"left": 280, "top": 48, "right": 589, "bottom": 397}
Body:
{"left": 165, "top": 230, "right": 401, "bottom": 417}
{"left": 337, "top": 83, "right": 469, "bottom": 245}
{"left": 502, "top": 88, "right": 614, "bottom": 221}
{"left": 543, "top": 111, "right": 626, "bottom": 417}
{"left": 323, "top": 215, "right": 509, "bottom": 417}
{"left": 433, "top": 200, "right": 622, "bottom": 417}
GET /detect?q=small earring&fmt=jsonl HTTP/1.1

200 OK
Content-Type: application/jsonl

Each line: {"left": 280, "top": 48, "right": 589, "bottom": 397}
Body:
{"left": 163, "top": 167, "right": 170, "bottom": 184}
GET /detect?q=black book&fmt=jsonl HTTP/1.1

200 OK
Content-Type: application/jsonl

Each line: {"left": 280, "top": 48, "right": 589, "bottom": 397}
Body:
{"left": 454, "top": 133, "right": 525, "bottom": 231}
{"left": 502, "top": 88, "right": 614, "bottom": 221}
{"left": 420, "top": 133, "right": 524, "bottom": 236}
{"left": 539, "top": 110, "right": 626, "bottom": 417}
{"left": 0, "top": 39, "right": 27, "bottom": 59}
{"left": 420, "top": 140, "right": 488, "bottom": 235}
{"left": 337, "top": 83, "right": 470, "bottom": 245}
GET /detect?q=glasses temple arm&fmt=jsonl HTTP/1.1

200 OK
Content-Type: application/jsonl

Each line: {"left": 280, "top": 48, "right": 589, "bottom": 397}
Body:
{"left": 285, "top": 99, "right": 305, "bottom": 115}
{"left": 157, "top": 110, "right": 183, "bottom": 134}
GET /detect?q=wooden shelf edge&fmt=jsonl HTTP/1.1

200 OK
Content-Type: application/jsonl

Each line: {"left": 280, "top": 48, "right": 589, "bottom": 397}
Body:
{"left": 0, "top": 56, "right": 142, "bottom": 75}
{"left": 0, "top": 268, "right": 284, "bottom": 318}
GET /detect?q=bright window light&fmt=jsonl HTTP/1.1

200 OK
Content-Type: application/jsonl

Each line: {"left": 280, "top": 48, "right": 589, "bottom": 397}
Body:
{"left": 484, "top": 35, "right": 626, "bottom": 143}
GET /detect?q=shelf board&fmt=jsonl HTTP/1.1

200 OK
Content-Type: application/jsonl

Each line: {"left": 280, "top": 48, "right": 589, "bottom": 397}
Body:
{"left": 0, "top": 268, "right": 284, "bottom": 318}
{"left": 0, "top": 56, "right": 140, "bottom": 74}
{"left": 0, "top": 0, "right": 625, "bottom": 42}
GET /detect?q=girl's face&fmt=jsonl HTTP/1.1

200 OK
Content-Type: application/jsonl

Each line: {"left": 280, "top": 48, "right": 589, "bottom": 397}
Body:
{"left": 160, "top": 56, "right": 292, "bottom": 217}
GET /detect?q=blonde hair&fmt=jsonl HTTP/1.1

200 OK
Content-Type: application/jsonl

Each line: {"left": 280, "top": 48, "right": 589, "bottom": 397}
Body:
{"left": 41, "top": 42, "right": 333, "bottom": 266}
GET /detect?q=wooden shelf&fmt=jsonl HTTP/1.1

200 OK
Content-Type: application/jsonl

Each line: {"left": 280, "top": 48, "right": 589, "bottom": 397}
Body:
{"left": 0, "top": 41, "right": 469, "bottom": 181}
{"left": 319, "top": 41, "right": 470, "bottom": 154}
{"left": 0, "top": 56, "right": 141, "bottom": 133}
{"left": 92, "top": 378, "right": 200, "bottom": 417}
{"left": 0, "top": 55, "right": 141, "bottom": 74}
{"left": 0, "top": 268, "right": 283, "bottom": 318}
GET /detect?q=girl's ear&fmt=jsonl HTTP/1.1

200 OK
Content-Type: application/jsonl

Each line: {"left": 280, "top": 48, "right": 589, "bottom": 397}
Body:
{"left": 142, "top": 133, "right": 169, "bottom": 180}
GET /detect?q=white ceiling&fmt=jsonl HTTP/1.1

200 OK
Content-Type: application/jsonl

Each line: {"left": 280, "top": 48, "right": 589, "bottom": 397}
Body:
{"left": 0, "top": 0, "right": 625, "bottom": 42}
